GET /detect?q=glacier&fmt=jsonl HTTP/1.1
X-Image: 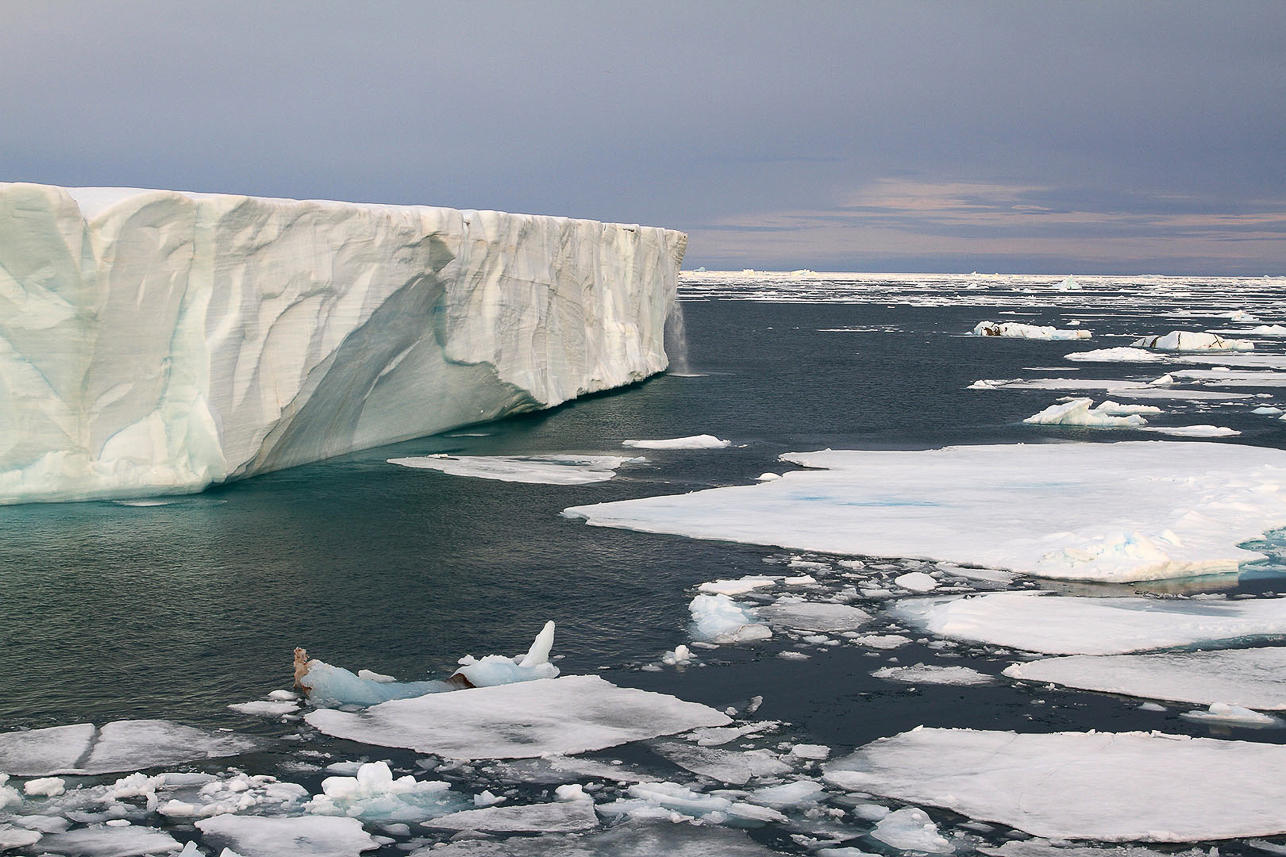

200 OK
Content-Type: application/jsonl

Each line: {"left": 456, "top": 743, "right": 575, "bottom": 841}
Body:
{"left": 0, "top": 182, "right": 686, "bottom": 503}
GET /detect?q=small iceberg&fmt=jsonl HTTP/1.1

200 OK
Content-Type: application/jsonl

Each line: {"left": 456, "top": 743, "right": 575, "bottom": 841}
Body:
{"left": 1022, "top": 398, "right": 1149, "bottom": 428}
{"left": 622, "top": 434, "right": 731, "bottom": 449}
{"left": 970, "top": 321, "right": 1090, "bottom": 340}
{"left": 1132, "top": 331, "right": 1253, "bottom": 351}
{"left": 389, "top": 454, "right": 637, "bottom": 485}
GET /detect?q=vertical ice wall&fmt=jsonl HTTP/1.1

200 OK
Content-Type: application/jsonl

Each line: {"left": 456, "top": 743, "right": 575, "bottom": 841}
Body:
{"left": 0, "top": 182, "right": 687, "bottom": 503}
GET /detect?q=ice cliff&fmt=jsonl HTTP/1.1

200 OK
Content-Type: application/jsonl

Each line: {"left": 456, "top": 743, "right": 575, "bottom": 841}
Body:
{"left": 0, "top": 182, "right": 686, "bottom": 503}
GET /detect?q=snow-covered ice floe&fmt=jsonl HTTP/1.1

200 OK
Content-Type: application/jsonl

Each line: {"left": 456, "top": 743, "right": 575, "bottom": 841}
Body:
{"left": 388, "top": 454, "right": 640, "bottom": 484}
{"left": 306, "top": 760, "right": 466, "bottom": 822}
{"left": 689, "top": 594, "right": 772, "bottom": 643}
{"left": 621, "top": 434, "right": 731, "bottom": 449}
{"left": 1065, "top": 347, "right": 1167, "bottom": 363}
{"left": 892, "top": 592, "right": 1286, "bottom": 655}
{"left": 1022, "top": 398, "right": 1149, "bottom": 428}
{"left": 1180, "top": 702, "right": 1283, "bottom": 728}
{"left": 418, "top": 819, "right": 782, "bottom": 856}
{"left": 1132, "top": 331, "right": 1254, "bottom": 351}
{"left": 565, "top": 442, "right": 1286, "bottom": 582}
{"left": 970, "top": 377, "right": 1250, "bottom": 401}
{"left": 1140, "top": 425, "right": 1240, "bottom": 438}
{"left": 305, "top": 675, "right": 730, "bottom": 760}
{"left": 1003, "top": 647, "right": 1286, "bottom": 708}
{"left": 824, "top": 727, "right": 1286, "bottom": 842}
{"left": 0, "top": 182, "right": 685, "bottom": 504}
{"left": 0, "top": 720, "right": 258, "bottom": 777}
{"left": 971, "top": 321, "right": 1091, "bottom": 340}
{"left": 196, "top": 814, "right": 379, "bottom": 857}
{"left": 872, "top": 664, "right": 994, "bottom": 686}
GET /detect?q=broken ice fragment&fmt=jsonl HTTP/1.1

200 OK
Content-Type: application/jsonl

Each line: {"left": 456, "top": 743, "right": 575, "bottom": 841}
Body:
{"left": 869, "top": 806, "right": 954, "bottom": 853}
{"left": 195, "top": 814, "right": 379, "bottom": 857}
{"left": 690, "top": 594, "right": 772, "bottom": 643}
{"left": 0, "top": 721, "right": 258, "bottom": 777}
{"left": 424, "top": 799, "right": 599, "bottom": 834}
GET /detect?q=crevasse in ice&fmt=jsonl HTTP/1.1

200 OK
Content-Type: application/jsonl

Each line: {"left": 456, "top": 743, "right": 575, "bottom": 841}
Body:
{"left": 0, "top": 182, "right": 686, "bottom": 504}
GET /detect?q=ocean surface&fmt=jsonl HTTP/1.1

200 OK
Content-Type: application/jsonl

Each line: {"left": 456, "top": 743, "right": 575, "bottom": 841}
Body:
{"left": 3, "top": 272, "right": 1286, "bottom": 855}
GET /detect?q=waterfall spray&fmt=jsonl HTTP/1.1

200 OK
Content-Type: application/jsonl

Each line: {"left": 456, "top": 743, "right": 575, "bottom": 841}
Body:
{"left": 664, "top": 296, "right": 693, "bottom": 375}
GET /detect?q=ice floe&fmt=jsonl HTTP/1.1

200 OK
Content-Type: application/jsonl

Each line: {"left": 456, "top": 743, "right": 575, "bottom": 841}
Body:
{"left": 756, "top": 600, "right": 871, "bottom": 633}
{"left": 0, "top": 721, "right": 258, "bottom": 777}
{"left": 1003, "top": 647, "right": 1286, "bottom": 708}
{"left": 29, "top": 824, "right": 184, "bottom": 856}
{"left": 389, "top": 454, "right": 638, "bottom": 485}
{"left": 893, "top": 571, "right": 939, "bottom": 592}
{"left": 305, "top": 675, "right": 730, "bottom": 760}
{"left": 566, "top": 442, "right": 1286, "bottom": 582}
{"left": 452, "top": 621, "right": 560, "bottom": 688}
{"left": 1140, "top": 425, "right": 1239, "bottom": 437}
{"left": 196, "top": 814, "right": 380, "bottom": 857}
{"left": 970, "top": 378, "right": 1250, "bottom": 401}
{"left": 306, "top": 761, "right": 464, "bottom": 822}
{"left": 698, "top": 576, "right": 779, "bottom": 595}
{"left": 621, "top": 434, "right": 731, "bottom": 449}
{"left": 893, "top": 592, "right": 1286, "bottom": 655}
{"left": 1022, "top": 398, "right": 1148, "bottom": 428}
{"left": 597, "top": 780, "right": 787, "bottom": 826}
{"left": 871, "top": 664, "right": 994, "bottom": 686}
{"left": 651, "top": 740, "right": 790, "bottom": 785}
{"left": 417, "top": 819, "right": 782, "bottom": 856}
{"left": 1180, "top": 702, "right": 1283, "bottom": 728}
{"left": 825, "top": 727, "right": 1286, "bottom": 841}
{"left": 424, "top": 798, "right": 599, "bottom": 833}
{"left": 1132, "top": 331, "right": 1254, "bottom": 351}
{"left": 689, "top": 594, "right": 772, "bottom": 643}
{"left": 1065, "top": 347, "right": 1166, "bottom": 363}
{"left": 971, "top": 321, "right": 1091, "bottom": 340}
{"left": 869, "top": 806, "right": 955, "bottom": 853}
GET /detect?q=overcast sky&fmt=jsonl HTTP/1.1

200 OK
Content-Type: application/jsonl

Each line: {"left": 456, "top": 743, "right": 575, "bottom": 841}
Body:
{"left": 2, "top": 1, "right": 1282, "bottom": 274}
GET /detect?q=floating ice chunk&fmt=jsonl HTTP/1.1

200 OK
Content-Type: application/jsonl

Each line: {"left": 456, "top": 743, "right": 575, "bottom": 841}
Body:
{"left": 1065, "top": 347, "right": 1165, "bottom": 363}
{"left": 852, "top": 634, "right": 913, "bottom": 649}
{"left": 757, "top": 472, "right": 782, "bottom": 481}
{"left": 699, "top": 576, "right": 779, "bottom": 595}
{"left": 1097, "top": 401, "right": 1162, "bottom": 416}
{"left": 0, "top": 721, "right": 257, "bottom": 777}
{"left": 1004, "top": 646, "right": 1286, "bottom": 708}
{"left": 1249, "top": 324, "right": 1286, "bottom": 335}
{"left": 872, "top": 664, "right": 994, "bottom": 686}
{"left": 1169, "top": 368, "right": 1286, "bottom": 387}
{"left": 789, "top": 743, "right": 831, "bottom": 760}
{"left": 980, "top": 841, "right": 1194, "bottom": 857}
{"left": 0, "top": 826, "right": 43, "bottom": 849}
{"left": 690, "top": 594, "right": 772, "bottom": 643}
{"left": 825, "top": 727, "right": 1286, "bottom": 841}
{"left": 227, "top": 700, "right": 300, "bottom": 717}
{"left": 481, "top": 755, "right": 655, "bottom": 785}
{"left": 661, "top": 645, "right": 693, "bottom": 666}
{"left": 600, "top": 781, "right": 788, "bottom": 826}
{"left": 651, "top": 741, "right": 790, "bottom": 785}
{"left": 1254, "top": 406, "right": 1284, "bottom": 415}
{"left": 869, "top": 806, "right": 954, "bottom": 853}
{"left": 1056, "top": 277, "right": 1083, "bottom": 291}
{"left": 757, "top": 601, "right": 871, "bottom": 633}
{"left": 747, "top": 779, "right": 825, "bottom": 808}
{"left": 622, "top": 434, "right": 731, "bottom": 449}
{"left": 35, "top": 824, "right": 183, "bottom": 856}
{"left": 1180, "top": 702, "right": 1282, "bottom": 727}
{"left": 307, "top": 761, "right": 464, "bottom": 822}
{"left": 196, "top": 815, "right": 379, "bottom": 857}
{"left": 1022, "top": 398, "right": 1148, "bottom": 428}
{"left": 157, "top": 772, "right": 308, "bottom": 819}
{"left": 894, "top": 571, "right": 939, "bottom": 592}
{"left": 453, "top": 621, "right": 560, "bottom": 688}
{"left": 1132, "top": 331, "right": 1253, "bottom": 351}
{"left": 1140, "top": 425, "right": 1239, "bottom": 437}
{"left": 419, "top": 819, "right": 782, "bottom": 856}
{"left": 425, "top": 799, "right": 599, "bottom": 833}
{"left": 566, "top": 442, "right": 1286, "bottom": 582}
{"left": 306, "top": 674, "right": 730, "bottom": 760}
{"left": 293, "top": 659, "right": 448, "bottom": 708}
{"left": 974, "top": 377, "right": 1248, "bottom": 401}
{"left": 23, "top": 776, "right": 66, "bottom": 797}
{"left": 971, "top": 321, "right": 1090, "bottom": 340}
{"left": 894, "top": 592, "right": 1286, "bottom": 655}
{"left": 388, "top": 454, "right": 637, "bottom": 485}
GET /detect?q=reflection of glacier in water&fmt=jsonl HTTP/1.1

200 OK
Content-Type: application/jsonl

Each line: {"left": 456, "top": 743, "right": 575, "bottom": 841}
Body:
{"left": 3, "top": 272, "right": 1286, "bottom": 855}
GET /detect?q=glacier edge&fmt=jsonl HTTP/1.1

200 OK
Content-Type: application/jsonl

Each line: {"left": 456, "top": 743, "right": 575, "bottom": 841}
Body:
{"left": 0, "top": 182, "right": 686, "bottom": 503}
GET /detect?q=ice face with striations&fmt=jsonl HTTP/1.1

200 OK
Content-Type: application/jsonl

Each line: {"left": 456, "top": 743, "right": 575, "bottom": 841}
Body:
{"left": 0, "top": 182, "right": 686, "bottom": 503}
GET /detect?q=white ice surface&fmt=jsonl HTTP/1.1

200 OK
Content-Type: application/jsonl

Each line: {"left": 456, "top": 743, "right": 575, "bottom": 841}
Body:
{"left": 698, "top": 576, "right": 779, "bottom": 595}
{"left": 598, "top": 780, "right": 788, "bottom": 826}
{"left": 971, "top": 321, "right": 1090, "bottom": 340}
{"left": 621, "top": 435, "right": 731, "bottom": 450}
{"left": 388, "top": 454, "right": 638, "bottom": 485}
{"left": 305, "top": 675, "right": 730, "bottom": 760}
{"left": 1022, "top": 399, "right": 1147, "bottom": 428}
{"left": 756, "top": 600, "right": 871, "bottom": 632}
{"left": 227, "top": 700, "right": 299, "bottom": 717}
{"left": 33, "top": 824, "right": 183, "bottom": 856}
{"left": 970, "top": 378, "right": 1249, "bottom": 400}
{"left": 1065, "top": 347, "right": 1166, "bottom": 363}
{"left": 0, "top": 720, "right": 258, "bottom": 777}
{"left": 894, "top": 571, "right": 940, "bottom": 592}
{"left": 871, "top": 664, "right": 994, "bottom": 686}
{"left": 825, "top": 727, "right": 1286, "bottom": 842}
{"left": 566, "top": 442, "right": 1286, "bottom": 582}
{"left": 1133, "top": 331, "right": 1253, "bottom": 351}
{"left": 452, "top": 621, "right": 560, "bottom": 687}
{"left": 196, "top": 814, "right": 379, "bottom": 857}
{"left": 869, "top": 806, "right": 954, "bottom": 853}
{"left": 306, "top": 761, "right": 463, "bottom": 822}
{"left": 893, "top": 592, "right": 1286, "bottom": 655}
{"left": 1169, "top": 369, "right": 1286, "bottom": 387}
{"left": 0, "top": 182, "right": 684, "bottom": 504}
{"left": 651, "top": 741, "right": 790, "bottom": 785}
{"left": 1180, "top": 703, "right": 1282, "bottom": 727}
{"left": 1003, "top": 647, "right": 1286, "bottom": 708}
{"left": 414, "top": 819, "right": 782, "bottom": 856}
{"left": 424, "top": 799, "right": 599, "bottom": 833}
{"left": 689, "top": 594, "right": 772, "bottom": 643}
{"left": 1140, "top": 425, "right": 1239, "bottom": 437}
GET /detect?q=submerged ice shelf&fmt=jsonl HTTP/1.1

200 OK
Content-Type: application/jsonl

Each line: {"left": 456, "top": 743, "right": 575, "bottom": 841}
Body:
{"left": 0, "top": 182, "right": 686, "bottom": 503}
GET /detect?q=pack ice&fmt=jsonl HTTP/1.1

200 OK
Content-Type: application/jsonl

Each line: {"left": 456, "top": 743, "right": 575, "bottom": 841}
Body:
{"left": 565, "top": 442, "right": 1286, "bottom": 582}
{"left": 0, "top": 182, "right": 686, "bottom": 504}
{"left": 824, "top": 727, "right": 1286, "bottom": 842}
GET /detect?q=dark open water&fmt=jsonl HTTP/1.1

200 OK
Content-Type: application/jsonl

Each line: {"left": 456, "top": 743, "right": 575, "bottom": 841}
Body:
{"left": 2, "top": 274, "right": 1285, "bottom": 853}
